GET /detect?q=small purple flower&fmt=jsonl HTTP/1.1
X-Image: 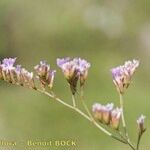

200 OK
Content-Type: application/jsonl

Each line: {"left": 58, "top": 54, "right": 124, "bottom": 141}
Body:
{"left": 92, "top": 103, "right": 103, "bottom": 122}
{"left": 2, "top": 58, "right": 16, "bottom": 72}
{"left": 2, "top": 57, "right": 16, "bottom": 66}
{"left": 34, "top": 61, "right": 50, "bottom": 77}
{"left": 57, "top": 58, "right": 77, "bottom": 80}
{"left": 1, "top": 58, "right": 17, "bottom": 82}
{"left": 92, "top": 103, "right": 103, "bottom": 112}
{"left": 137, "top": 115, "right": 146, "bottom": 134}
{"left": 34, "top": 61, "right": 56, "bottom": 89}
{"left": 102, "top": 103, "right": 114, "bottom": 124}
{"left": 20, "top": 68, "right": 36, "bottom": 89}
{"left": 73, "top": 58, "right": 91, "bottom": 86}
{"left": 111, "top": 60, "right": 139, "bottom": 94}
{"left": 92, "top": 102, "right": 114, "bottom": 124}
{"left": 110, "top": 107, "right": 122, "bottom": 130}
{"left": 57, "top": 57, "right": 70, "bottom": 68}
{"left": 57, "top": 57, "right": 91, "bottom": 94}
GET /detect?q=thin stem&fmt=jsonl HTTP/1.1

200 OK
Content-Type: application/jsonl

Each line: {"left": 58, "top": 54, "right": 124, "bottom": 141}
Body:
{"left": 111, "top": 135, "right": 127, "bottom": 144}
{"left": 136, "top": 134, "right": 140, "bottom": 150}
{"left": 117, "top": 131, "right": 135, "bottom": 150}
{"left": 37, "top": 88, "right": 126, "bottom": 144}
{"left": 119, "top": 94, "right": 129, "bottom": 139}
{"left": 119, "top": 94, "right": 136, "bottom": 150}
{"left": 72, "top": 95, "right": 76, "bottom": 107}
{"left": 136, "top": 132, "right": 143, "bottom": 150}
{"left": 80, "top": 87, "right": 94, "bottom": 121}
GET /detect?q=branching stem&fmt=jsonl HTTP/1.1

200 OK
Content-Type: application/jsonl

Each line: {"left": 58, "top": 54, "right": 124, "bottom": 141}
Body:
{"left": 37, "top": 88, "right": 126, "bottom": 144}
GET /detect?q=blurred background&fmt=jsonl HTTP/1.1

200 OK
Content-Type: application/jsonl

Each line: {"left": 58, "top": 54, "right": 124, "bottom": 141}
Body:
{"left": 0, "top": 0, "right": 149, "bottom": 150}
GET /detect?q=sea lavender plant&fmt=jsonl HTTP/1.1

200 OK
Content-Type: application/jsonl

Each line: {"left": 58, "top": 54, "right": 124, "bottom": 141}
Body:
{"left": 0, "top": 57, "right": 146, "bottom": 150}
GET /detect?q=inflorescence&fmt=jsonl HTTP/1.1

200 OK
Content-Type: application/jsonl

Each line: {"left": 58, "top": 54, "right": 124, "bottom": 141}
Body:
{"left": 0, "top": 57, "right": 146, "bottom": 150}
{"left": 92, "top": 103, "right": 122, "bottom": 130}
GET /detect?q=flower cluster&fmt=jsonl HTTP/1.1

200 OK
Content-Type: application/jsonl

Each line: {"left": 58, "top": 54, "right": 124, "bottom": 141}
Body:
{"left": 0, "top": 58, "right": 36, "bottom": 89}
{"left": 57, "top": 57, "right": 90, "bottom": 94}
{"left": 34, "top": 61, "right": 56, "bottom": 89}
{"left": 111, "top": 60, "right": 139, "bottom": 94}
{"left": 0, "top": 58, "right": 56, "bottom": 90}
{"left": 92, "top": 103, "right": 122, "bottom": 129}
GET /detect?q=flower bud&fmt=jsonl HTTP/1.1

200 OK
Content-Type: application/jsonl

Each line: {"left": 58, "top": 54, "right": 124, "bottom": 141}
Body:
{"left": 137, "top": 115, "right": 146, "bottom": 134}
{"left": 102, "top": 103, "right": 114, "bottom": 124}
{"left": 92, "top": 103, "right": 103, "bottom": 122}
{"left": 34, "top": 61, "right": 56, "bottom": 89}
{"left": 110, "top": 108, "right": 122, "bottom": 130}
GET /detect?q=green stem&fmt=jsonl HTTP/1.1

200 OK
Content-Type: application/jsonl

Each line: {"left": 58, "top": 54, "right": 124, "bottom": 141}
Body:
{"left": 136, "top": 132, "right": 143, "bottom": 150}
{"left": 80, "top": 87, "right": 94, "bottom": 121}
{"left": 118, "top": 94, "right": 136, "bottom": 150}
{"left": 117, "top": 131, "right": 135, "bottom": 150}
{"left": 72, "top": 95, "right": 76, "bottom": 107}
{"left": 37, "top": 89, "right": 125, "bottom": 144}
{"left": 119, "top": 94, "right": 129, "bottom": 139}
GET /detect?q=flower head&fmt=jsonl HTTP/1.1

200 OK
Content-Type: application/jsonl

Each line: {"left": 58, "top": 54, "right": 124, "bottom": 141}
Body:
{"left": 110, "top": 107, "right": 122, "bottom": 130}
{"left": 111, "top": 59, "right": 139, "bottom": 94}
{"left": 137, "top": 115, "right": 146, "bottom": 134}
{"left": 34, "top": 61, "right": 56, "bottom": 89}
{"left": 57, "top": 57, "right": 90, "bottom": 94}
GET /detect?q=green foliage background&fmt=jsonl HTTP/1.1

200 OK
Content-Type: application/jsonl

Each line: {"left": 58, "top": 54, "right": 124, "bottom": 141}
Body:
{"left": 0, "top": 0, "right": 149, "bottom": 150}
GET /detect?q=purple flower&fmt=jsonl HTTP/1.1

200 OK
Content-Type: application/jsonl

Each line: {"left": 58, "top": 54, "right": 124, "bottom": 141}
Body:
{"left": 2, "top": 57, "right": 16, "bottom": 66}
{"left": 2, "top": 58, "right": 16, "bottom": 72}
{"left": 57, "top": 57, "right": 91, "bottom": 94}
{"left": 92, "top": 103, "right": 103, "bottom": 112}
{"left": 111, "top": 59, "right": 139, "bottom": 94}
{"left": 73, "top": 58, "right": 91, "bottom": 86}
{"left": 92, "top": 102, "right": 114, "bottom": 124}
{"left": 34, "top": 61, "right": 50, "bottom": 77}
{"left": 57, "top": 58, "right": 77, "bottom": 80}
{"left": 102, "top": 103, "right": 114, "bottom": 124}
{"left": 0, "top": 58, "right": 17, "bottom": 82}
{"left": 137, "top": 115, "right": 146, "bottom": 134}
{"left": 57, "top": 57, "right": 70, "bottom": 68}
{"left": 92, "top": 103, "right": 103, "bottom": 122}
{"left": 34, "top": 61, "right": 56, "bottom": 89}
{"left": 18, "top": 68, "right": 36, "bottom": 89}
{"left": 110, "top": 107, "right": 122, "bottom": 130}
